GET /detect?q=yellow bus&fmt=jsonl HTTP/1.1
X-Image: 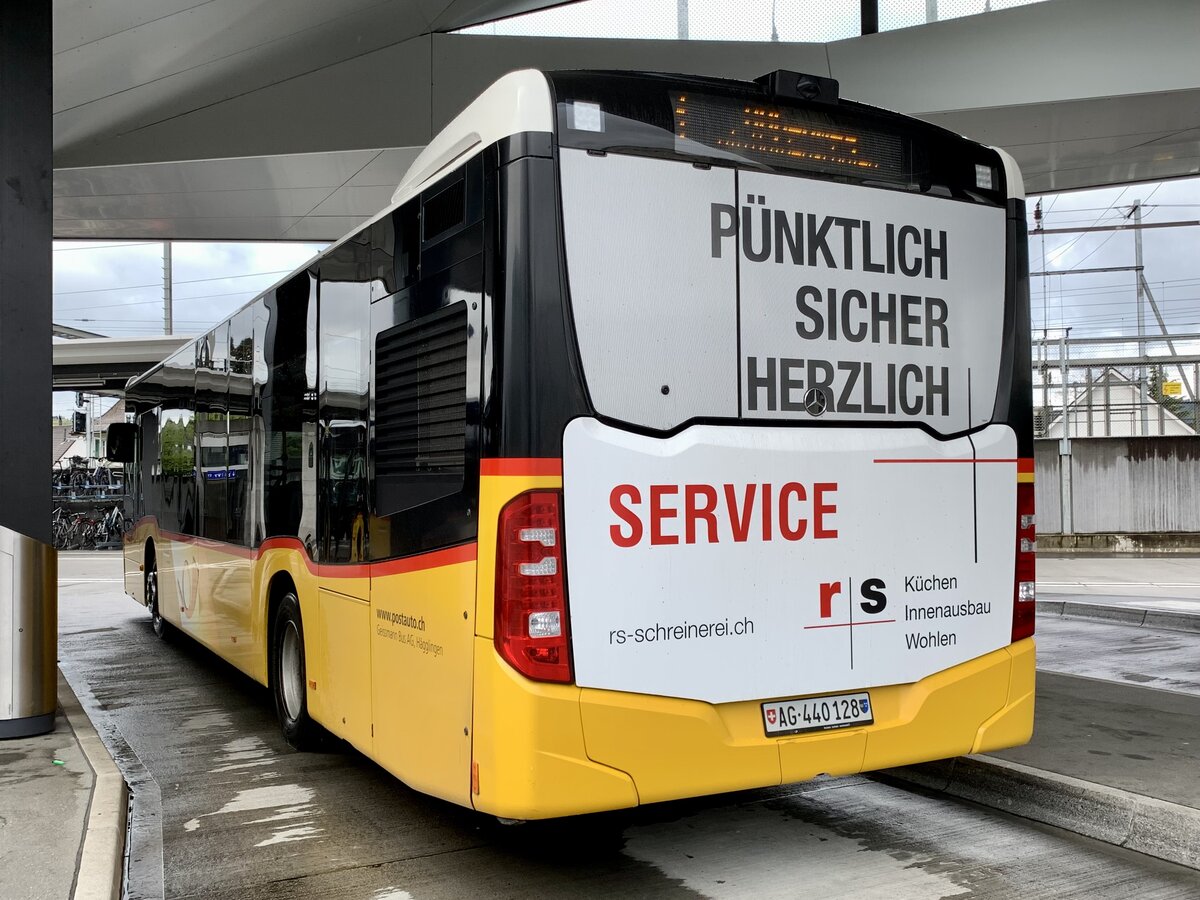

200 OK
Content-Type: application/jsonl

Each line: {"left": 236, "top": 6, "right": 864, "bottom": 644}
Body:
{"left": 116, "top": 68, "right": 1036, "bottom": 820}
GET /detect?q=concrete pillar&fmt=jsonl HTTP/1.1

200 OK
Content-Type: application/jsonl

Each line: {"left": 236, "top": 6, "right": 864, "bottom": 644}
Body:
{"left": 0, "top": 0, "right": 57, "bottom": 739}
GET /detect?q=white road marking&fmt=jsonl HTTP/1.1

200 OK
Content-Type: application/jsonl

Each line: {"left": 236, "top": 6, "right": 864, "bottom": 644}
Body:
{"left": 182, "top": 781, "right": 325, "bottom": 848}
{"left": 208, "top": 784, "right": 314, "bottom": 816}
{"left": 255, "top": 825, "right": 322, "bottom": 847}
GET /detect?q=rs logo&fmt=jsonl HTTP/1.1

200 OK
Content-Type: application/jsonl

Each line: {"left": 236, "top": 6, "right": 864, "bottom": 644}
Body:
{"left": 819, "top": 578, "right": 888, "bottom": 618}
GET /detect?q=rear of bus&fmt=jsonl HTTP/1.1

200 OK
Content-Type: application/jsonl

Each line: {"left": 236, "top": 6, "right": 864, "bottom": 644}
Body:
{"left": 471, "top": 70, "right": 1034, "bottom": 819}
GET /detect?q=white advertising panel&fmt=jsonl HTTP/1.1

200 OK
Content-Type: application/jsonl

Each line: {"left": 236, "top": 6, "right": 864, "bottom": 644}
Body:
{"left": 560, "top": 151, "right": 1006, "bottom": 434}
{"left": 563, "top": 418, "right": 1017, "bottom": 704}
{"left": 735, "top": 171, "right": 1006, "bottom": 432}
{"left": 559, "top": 150, "right": 739, "bottom": 431}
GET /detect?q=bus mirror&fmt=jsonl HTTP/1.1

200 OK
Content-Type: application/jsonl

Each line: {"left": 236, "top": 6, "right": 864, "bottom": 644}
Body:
{"left": 106, "top": 422, "right": 137, "bottom": 463}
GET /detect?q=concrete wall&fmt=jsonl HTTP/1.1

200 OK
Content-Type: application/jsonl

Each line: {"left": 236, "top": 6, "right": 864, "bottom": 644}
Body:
{"left": 1035, "top": 437, "right": 1200, "bottom": 534}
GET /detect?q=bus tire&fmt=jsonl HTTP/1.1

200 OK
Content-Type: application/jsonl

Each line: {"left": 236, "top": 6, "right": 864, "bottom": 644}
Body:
{"left": 272, "top": 592, "right": 321, "bottom": 750}
{"left": 146, "top": 553, "right": 168, "bottom": 639}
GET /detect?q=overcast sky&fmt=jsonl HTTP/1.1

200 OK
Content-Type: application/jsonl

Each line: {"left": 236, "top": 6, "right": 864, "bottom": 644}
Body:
{"left": 53, "top": 174, "right": 1199, "bottom": 416}
{"left": 53, "top": 241, "right": 324, "bottom": 415}
{"left": 1027, "top": 177, "right": 1200, "bottom": 339}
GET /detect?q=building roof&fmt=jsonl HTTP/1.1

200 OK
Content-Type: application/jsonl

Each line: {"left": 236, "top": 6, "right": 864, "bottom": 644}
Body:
{"left": 52, "top": 424, "right": 77, "bottom": 465}
{"left": 1044, "top": 368, "right": 1196, "bottom": 438}
{"left": 96, "top": 399, "right": 127, "bottom": 429}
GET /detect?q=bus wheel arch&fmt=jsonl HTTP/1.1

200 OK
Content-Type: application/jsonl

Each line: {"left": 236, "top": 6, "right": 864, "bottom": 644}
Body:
{"left": 268, "top": 573, "right": 322, "bottom": 749}
{"left": 144, "top": 539, "right": 167, "bottom": 639}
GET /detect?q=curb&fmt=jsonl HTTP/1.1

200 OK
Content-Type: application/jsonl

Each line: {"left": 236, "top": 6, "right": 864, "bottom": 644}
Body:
{"left": 1038, "top": 600, "right": 1200, "bottom": 634}
{"left": 883, "top": 755, "right": 1200, "bottom": 871}
{"left": 58, "top": 670, "right": 128, "bottom": 900}
{"left": 1037, "top": 534, "right": 1200, "bottom": 553}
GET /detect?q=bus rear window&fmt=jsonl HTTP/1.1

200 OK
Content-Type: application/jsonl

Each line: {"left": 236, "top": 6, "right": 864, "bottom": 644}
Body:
{"left": 548, "top": 71, "right": 1006, "bottom": 205}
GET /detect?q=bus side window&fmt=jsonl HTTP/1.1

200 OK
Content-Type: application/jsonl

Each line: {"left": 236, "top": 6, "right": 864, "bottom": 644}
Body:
{"left": 227, "top": 307, "right": 253, "bottom": 546}
{"left": 318, "top": 236, "right": 371, "bottom": 564}
{"left": 368, "top": 208, "right": 418, "bottom": 302}
{"left": 159, "top": 405, "right": 195, "bottom": 534}
{"left": 368, "top": 158, "right": 483, "bottom": 559}
{"left": 263, "top": 273, "right": 316, "bottom": 541}
{"left": 159, "top": 343, "right": 198, "bottom": 536}
{"left": 138, "top": 407, "right": 160, "bottom": 523}
{"left": 198, "top": 323, "right": 230, "bottom": 543}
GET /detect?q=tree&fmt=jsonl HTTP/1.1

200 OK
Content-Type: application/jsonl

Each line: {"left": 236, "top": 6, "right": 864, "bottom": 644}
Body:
{"left": 160, "top": 416, "right": 195, "bottom": 476}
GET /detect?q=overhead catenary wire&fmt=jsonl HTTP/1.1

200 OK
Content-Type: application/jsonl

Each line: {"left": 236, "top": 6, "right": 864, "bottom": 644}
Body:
{"left": 1049, "top": 309, "right": 1200, "bottom": 325}
{"left": 1041, "top": 315, "right": 1200, "bottom": 331}
{"left": 1041, "top": 214, "right": 1128, "bottom": 265}
{"left": 52, "top": 267, "right": 295, "bottom": 296}
{"left": 53, "top": 241, "right": 158, "bottom": 252}
{"left": 56, "top": 288, "right": 263, "bottom": 313}
{"left": 1038, "top": 186, "right": 1130, "bottom": 261}
{"left": 1030, "top": 282, "right": 1200, "bottom": 306}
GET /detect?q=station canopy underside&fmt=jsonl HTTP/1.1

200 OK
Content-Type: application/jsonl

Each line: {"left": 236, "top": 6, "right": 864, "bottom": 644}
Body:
{"left": 53, "top": 0, "right": 1199, "bottom": 242}
{"left": 52, "top": 336, "right": 192, "bottom": 394}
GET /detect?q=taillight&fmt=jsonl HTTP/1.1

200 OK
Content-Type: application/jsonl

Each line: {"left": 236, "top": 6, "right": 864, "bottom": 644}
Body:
{"left": 495, "top": 491, "right": 573, "bottom": 683}
{"left": 1012, "top": 480, "right": 1036, "bottom": 642}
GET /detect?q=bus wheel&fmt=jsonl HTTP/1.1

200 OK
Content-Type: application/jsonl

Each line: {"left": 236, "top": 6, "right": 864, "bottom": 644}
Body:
{"left": 146, "top": 557, "right": 168, "bottom": 639}
{"left": 272, "top": 592, "right": 320, "bottom": 750}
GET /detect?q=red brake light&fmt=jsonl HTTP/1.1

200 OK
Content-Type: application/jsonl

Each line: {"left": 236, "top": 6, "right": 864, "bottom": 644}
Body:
{"left": 495, "top": 491, "right": 573, "bottom": 683}
{"left": 1012, "top": 480, "right": 1036, "bottom": 642}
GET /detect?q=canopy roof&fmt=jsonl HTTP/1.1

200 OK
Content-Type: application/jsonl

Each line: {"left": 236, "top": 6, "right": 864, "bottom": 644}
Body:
{"left": 53, "top": 0, "right": 1200, "bottom": 241}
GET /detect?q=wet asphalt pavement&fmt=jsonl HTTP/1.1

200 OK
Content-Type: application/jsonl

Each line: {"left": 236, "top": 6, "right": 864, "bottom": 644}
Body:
{"left": 57, "top": 553, "right": 1200, "bottom": 899}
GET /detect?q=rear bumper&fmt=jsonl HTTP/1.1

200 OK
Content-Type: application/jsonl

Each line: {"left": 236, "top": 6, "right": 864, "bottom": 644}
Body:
{"left": 470, "top": 637, "right": 1035, "bottom": 819}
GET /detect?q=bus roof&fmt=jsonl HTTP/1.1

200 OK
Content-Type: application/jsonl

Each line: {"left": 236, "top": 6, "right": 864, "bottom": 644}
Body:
{"left": 126, "top": 68, "right": 1023, "bottom": 393}
{"left": 389, "top": 70, "right": 554, "bottom": 207}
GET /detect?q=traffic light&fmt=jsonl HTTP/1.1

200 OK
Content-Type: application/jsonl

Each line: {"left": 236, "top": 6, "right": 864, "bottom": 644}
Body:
{"left": 72, "top": 411, "right": 86, "bottom": 434}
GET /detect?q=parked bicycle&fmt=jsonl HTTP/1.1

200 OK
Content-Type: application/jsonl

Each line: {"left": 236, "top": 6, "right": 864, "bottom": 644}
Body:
{"left": 52, "top": 457, "right": 124, "bottom": 500}
{"left": 51, "top": 503, "right": 126, "bottom": 551}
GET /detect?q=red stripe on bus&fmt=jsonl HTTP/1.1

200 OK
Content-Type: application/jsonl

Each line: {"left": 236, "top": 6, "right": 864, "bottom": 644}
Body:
{"left": 255, "top": 537, "right": 476, "bottom": 577}
{"left": 148, "top": 525, "right": 475, "bottom": 578}
{"left": 371, "top": 543, "right": 477, "bottom": 577}
{"left": 872, "top": 458, "right": 1021, "bottom": 464}
{"left": 480, "top": 458, "right": 563, "bottom": 476}
{"left": 803, "top": 619, "right": 897, "bottom": 630}
{"left": 159, "top": 529, "right": 259, "bottom": 559}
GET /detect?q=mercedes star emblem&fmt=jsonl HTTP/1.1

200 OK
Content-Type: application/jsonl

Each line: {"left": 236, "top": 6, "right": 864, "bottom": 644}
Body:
{"left": 803, "top": 387, "right": 829, "bottom": 417}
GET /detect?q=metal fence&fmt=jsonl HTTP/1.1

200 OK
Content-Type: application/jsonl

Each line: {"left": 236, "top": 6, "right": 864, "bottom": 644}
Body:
{"left": 1033, "top": 332, "right": 1200, "bottom": 439}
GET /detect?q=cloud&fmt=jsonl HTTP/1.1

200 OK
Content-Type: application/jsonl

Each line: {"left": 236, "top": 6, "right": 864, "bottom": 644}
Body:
{"left": 1028, "top": 176, "right": 1200, "bottom": 336}
{"left": 53, "top": 240, "right": 325, "bottom": 338}
{"left": 52, "top": 239, "right": 325, "bottom": 414}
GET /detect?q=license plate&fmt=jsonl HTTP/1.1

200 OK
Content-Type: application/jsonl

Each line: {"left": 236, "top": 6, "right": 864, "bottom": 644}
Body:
{"left": 762, "top": 692, "right": 873, "bottom": 736}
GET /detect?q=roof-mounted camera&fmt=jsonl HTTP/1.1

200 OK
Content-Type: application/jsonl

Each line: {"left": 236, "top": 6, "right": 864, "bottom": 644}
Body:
{"left": 754, "top": 70, "right": 840, "bottom": 105}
